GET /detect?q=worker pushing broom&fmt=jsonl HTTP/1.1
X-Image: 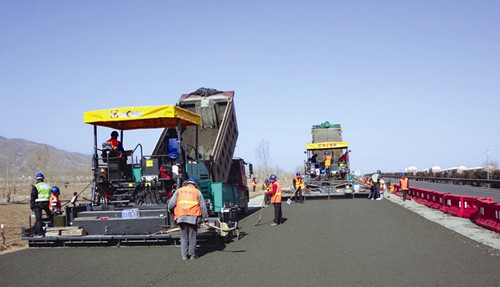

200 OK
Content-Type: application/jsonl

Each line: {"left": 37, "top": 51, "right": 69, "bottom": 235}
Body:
{"left": 255, "top": 174, "right": 283, "bottom": 226}
{"left": 254, "top": 179, "right": 272, "bottom": 226}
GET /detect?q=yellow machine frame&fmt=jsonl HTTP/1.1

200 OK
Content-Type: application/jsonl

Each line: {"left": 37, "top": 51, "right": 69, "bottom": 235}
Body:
{"left": 306, "top": 141, "right": 349, "bottom": 150}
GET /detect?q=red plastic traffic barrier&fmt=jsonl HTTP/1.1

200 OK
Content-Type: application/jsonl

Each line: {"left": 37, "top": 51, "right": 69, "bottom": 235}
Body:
{"left": 424, "top": 190, "right": 448, "bottom": 210}
{"left": 407, "top": 188, "right": 415, "bottom": 200}
{"left": 390, "top": 183, "right": 498, "bottom": 232}
{"left": 393, "top": 184, "right": 402, "bottom": 197}
{"left": 412, "top": 188, "right": 428, "bottom": 205}
{"left": 421, "top": 189, "right": 435, "bottom": 207}
{"left": 459, "top": 196, "right": 480, "bottom": 218}
{"left": 424, "top": 189, "right": 433, "bottom": 207}
{"left": 441, "top": 194, "right": 493, "bottom": 218}
{"left": 472, "top": 199, "right": 500, "bottom": 233}
{"left": 441, "top": 194, "right": 463, "bottom": 217}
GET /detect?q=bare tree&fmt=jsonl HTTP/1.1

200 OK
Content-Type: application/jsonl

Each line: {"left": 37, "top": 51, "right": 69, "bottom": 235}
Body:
{"left": 2, "top": 147, "right": 16, "bottom": 201}
{"left": 26, "top": 146, "right": 57, "bottom": 184}
{"left": 255, "top": 140, "right": 273, "bottom": 180}
{"left": 255, "top": 140, "right": 271, "bottom": 168}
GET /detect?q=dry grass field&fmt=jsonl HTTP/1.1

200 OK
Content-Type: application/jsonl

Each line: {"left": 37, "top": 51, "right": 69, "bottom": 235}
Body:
{"left": 0, "top": 183, "right": 92, "bottom": 255}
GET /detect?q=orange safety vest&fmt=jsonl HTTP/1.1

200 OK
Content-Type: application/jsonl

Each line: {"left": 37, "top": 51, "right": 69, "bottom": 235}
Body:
{"left": 325, "top": 155, "right": 332, "bottom": 167}
{"left": 400, "top": 177, "right": 409, "bottom": 190}
{"left": 49, "top": 194, "right": 61, "bottom": 213}
{"left": 252, "top": 179, "right": 257, "bottom": 187}
{"left": 294, "top": 176, "right": 301, "bottom": 189}
{"left": 300, "top": 179, "right": 305, "bottom": 189}
{"left": 262, "top": 182, "right": 271, "bottom": 191}
{"left": 270, "top": 181, "right": 282, "bottom": 204}
{"left": 173, "top": 185, "right": 202, "bottom": 221}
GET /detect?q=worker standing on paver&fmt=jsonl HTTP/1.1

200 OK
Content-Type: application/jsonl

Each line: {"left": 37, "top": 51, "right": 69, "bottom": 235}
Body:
{"left": 168, "top": 177, "right": 209, "bottom": 260}
{"left": 266, "top": 174, "right": 282, "bottom": 226}
{"left": 399, "top": 173, "right": 410, "bottom": 202}
{"left": 30, "top": 173, "right": 52, "bottom": 236}
{"left": 292, "top": 172, "right": 304, "bottom": 203}
{"left": 324, "top": 152, "right": 332, "bottom": 175}
{"left": 49, "top": 186, "right": 63, "bottom": 215}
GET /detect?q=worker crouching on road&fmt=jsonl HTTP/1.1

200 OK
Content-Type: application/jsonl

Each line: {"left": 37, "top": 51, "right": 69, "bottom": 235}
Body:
{"left": 168, "top": 177, "right": 209, "bottom": 260}
{"left": 49, "top": 186, "right": 63, "bottom": 215}
{"left": 30, "top": 173, "right": 52, "bottom": 236}
{"left": 265, "top": 174, "right": 282, "bottom": 226}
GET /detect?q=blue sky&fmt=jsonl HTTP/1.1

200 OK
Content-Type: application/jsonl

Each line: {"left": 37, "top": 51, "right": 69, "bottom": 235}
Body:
{"left": 1, "top": 1, "right": 499, "bottom": 175}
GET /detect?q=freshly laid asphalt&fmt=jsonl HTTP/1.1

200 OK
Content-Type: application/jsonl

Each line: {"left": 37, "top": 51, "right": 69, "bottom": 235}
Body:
{"left": 1, "top": 196, "right": 499, "bottom": 287}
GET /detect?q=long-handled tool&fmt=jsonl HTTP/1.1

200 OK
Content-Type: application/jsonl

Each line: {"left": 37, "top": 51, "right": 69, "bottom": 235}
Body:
{"left": 156, "top": 222, "right": 239, "bottom": 235}
{"left": 207, "top": 221, "right": 240, "bottom": 241}
{"left": 206, "top": 223, "right": 239, "bottom": 233}
{"left": 287, "top": 188, "right": 299, "bottom": 205}
{"left": 254, "top": 195, "right": 266, "bottom": 226}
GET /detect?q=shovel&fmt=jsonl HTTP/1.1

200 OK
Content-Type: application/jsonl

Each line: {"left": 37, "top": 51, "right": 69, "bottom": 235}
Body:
{"left": 254, "top": 195, "right": 266, "bottom": 226}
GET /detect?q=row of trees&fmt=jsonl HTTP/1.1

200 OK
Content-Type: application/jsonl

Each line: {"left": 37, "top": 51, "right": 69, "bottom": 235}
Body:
{"left": 414, "top": 169, "right": 500, "bottom": 180}
{"left": 1, "top": 146, "right": 92, "bottom": 201}
{"left": 384, "top": 163, "right": 499, "bottom": 180}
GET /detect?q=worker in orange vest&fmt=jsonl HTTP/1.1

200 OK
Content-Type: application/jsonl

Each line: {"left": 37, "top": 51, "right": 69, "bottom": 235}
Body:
{"left": 49, "top": 186, "right": 62, "bottom": 215}
{"left": 324, "top": 151, "right": 332, "bottom": 175}
{"left": 251, "top": 177, "right": 257, "bottom": 192}
{"left": 168, "top": 177, "right": 208, "bottom": 260}
{"left": 292, "top": 172, "right": 304, "bottom": 203}
{"left": 262, "top": 179, "right": 272, "bottom": 205}
{"left": 300, "top": 176, "right": 307, "bottom": 196}
{"left": 265, "top": 174, "right": 282, "bottom": 226}
{"left": 399, "top": 173, "right": 410, "bottom": 202}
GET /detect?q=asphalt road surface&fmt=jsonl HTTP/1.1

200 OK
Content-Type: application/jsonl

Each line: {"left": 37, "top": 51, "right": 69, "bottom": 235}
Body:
{"left": 1, "top": 198, "right": 499, "bottom": 287}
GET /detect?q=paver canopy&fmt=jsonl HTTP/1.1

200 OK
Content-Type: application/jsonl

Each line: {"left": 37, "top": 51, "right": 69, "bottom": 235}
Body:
{"left": 83, "top": 105, "right": 201, "bottom": 130}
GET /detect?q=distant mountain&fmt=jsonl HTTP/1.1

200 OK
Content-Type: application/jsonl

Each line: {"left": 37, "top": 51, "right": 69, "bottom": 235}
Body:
{"left": 0, "top": 136, "right": 91, "bottom": 175}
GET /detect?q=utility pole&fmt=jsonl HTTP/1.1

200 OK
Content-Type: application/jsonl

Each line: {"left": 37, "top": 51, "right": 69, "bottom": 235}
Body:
{"left": 484, "top": 150, "right": 491, "bottom": 180}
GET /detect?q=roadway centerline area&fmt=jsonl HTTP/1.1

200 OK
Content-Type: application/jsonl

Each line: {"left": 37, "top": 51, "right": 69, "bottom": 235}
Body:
{"left": 1, "top": 198, "right": 499, "bottom": 287}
